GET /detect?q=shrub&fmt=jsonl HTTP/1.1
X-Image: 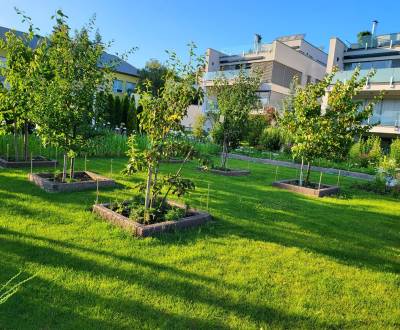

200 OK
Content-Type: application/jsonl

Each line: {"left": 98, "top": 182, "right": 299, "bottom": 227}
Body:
{"left": 210, "top": 122, "right": 241, "bottom": 150}
{"left": 368, "top": 136, "right": 382, "bottom": 165}
{"left": 390, "top": 138, "right": 400, "bottom": 164}
{"left": 192, "top": 114, "right": 206, "bottom": 140}
{"left": 259, "top": 127, "right": 284, "bottom": 151}
{"left": 245, "top": 114, "right": 269, "bottom": 146}
{"left": 348, "top": 136, "right": 382, "bottom": 167}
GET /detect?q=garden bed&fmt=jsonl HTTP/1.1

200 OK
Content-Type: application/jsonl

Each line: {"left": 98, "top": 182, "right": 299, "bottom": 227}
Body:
{"left": 198, "top": 167, "right": 250, "bottom": 177}
{"left": 93, "top": 200, "right": 211, "bottom": 237}
{"left": 160, "top": 158, "right": 184, "bottom": 164}
{"left": 28, "top": 171, "right": 115, "bottom": 193}
{"left": 272, "top": 179, "right": 340, "bottom": 197}
{"left": 0, "top": 156, "right": 57, "bottom": 168}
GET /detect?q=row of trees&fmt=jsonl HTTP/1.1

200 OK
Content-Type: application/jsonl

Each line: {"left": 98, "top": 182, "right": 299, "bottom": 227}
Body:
{"left": 0, "top": 10, "right": 133, "bottom": 180}
{"left": 105, "top": 93, "right": 139, "bottom": 133}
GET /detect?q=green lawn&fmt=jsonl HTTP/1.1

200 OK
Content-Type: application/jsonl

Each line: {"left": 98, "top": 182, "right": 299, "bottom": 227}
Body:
{"left": 0, "top": 158, "right": 399, "bottom": 329}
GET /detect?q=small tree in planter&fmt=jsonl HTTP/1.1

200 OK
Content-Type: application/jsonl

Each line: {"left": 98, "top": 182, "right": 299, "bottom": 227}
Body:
{"left": 123, "top": 44, "right": 204, "bottom": 222}
{"left": 32, "top": 11, "right": 111, "bottom": 181}
{"left": 210, "top": 69, "right": 261, "bottom": 170}
{"left": 280, "top": 67, "right": 381, "bottom": 187}
{"left": 0, "top": 11, "right": 38, "bottom": 162}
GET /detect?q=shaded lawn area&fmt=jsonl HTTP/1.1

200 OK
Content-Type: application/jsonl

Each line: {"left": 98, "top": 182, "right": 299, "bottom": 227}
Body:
{"left": 0, "top": 157, "right": 399, "bottom": 329}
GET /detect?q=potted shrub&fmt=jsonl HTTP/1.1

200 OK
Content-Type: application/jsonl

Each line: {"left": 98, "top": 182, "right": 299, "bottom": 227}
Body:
{"left": 93, "top": 45, "right": 211, "bottom": 236}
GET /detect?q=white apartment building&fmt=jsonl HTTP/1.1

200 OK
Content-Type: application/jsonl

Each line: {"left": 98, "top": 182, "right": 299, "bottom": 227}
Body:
{"left": 202, "top": 34, "right": 327, "bottom": 113}
{"left": 327, "top": 21, "right": 400, "bottom": 138}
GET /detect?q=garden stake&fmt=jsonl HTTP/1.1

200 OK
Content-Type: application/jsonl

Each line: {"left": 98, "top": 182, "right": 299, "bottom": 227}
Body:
{"left": 84, "top": 154, "right": 87, "bottom": 171}
{"left": 206, "top": 182, "right": 210, "bottom": 211}
{"left": 55, "top": 146, "right": 58, "bottom": 161}
{"left": 6, "top": 144, "right": 9, "bottom": 161}
{"left": 54, "top": 161, "right": 57, "bottom": 180}
{"left": 337, "top": 170, "right": 341, "bottom": 187}
{"left": 110, "top": 159, "right": 113, "bottom": 176}
{"left": 318, "top": 172, "right": 323, "bottom": 190}
{"left": 96, "top": 179, "right": 99, "bottom": 204}
{"left": 30, "top": 153, "right": 33, "bottom": 174}
{"left": 275, "top": 166, "right": 279, "bottom": 181}
{"left": 299, "top": 158, "right": 304, "bottom": 186}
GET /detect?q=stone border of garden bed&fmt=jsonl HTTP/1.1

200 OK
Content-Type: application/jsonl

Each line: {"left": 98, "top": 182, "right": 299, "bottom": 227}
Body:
{"left": 0, "top": 157, "right": 57, "bottom": 169}
{"left": 197, "top": 167, "right": 250, "bottom": 176}
{"left": 28, "top": 171, "right": 115, "bottom": 193}
{"left": 93, "top": 200, "right": 212, "bottom": 237}
{"left": 272, "top": 179, "right": 340, "bottom": 197}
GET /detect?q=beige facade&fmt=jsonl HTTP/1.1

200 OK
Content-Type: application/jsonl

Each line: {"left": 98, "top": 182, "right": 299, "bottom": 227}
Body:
{"left": 326, "top": 29, "right": 400, "bottom": 138}
{"left": 202, "top": 34, "right": 327, "bottom": 114}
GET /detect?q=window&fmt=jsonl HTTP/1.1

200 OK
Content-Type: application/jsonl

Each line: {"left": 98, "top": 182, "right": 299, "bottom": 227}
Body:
{"left": 126, "top": 82, "right": 136, "bottom": 94}
{"left": 344, "top": 60, "right": 392, "bottom": 71}
{"left": 113, "top": 79, "right": 123, "bottom": 93}
{"left": 0, "top": 56, "right": 5, "bottom": 68}
{"left": 306, "top": 75, "right": 312, "bottom": 84}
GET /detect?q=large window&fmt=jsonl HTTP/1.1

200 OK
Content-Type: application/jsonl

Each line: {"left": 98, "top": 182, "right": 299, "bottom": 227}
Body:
{"left": 126, "top": 82, "right": 136, "bottom": 94}
{"left": 113, "top": 79, "right": 124, "bottom": 93}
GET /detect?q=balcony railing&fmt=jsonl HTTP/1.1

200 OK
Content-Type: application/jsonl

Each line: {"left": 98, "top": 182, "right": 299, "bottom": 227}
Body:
{"left": 203, "top": 69, "right": 251, "bottom": 81}
{"left": 333, "top": 68, "right": 400, "bottom": 84}
{"left": 220, "top": 43, "right": 273, "bottom": 57}
{"left": 349, "top": 33, "right": 400, "bottom": 50}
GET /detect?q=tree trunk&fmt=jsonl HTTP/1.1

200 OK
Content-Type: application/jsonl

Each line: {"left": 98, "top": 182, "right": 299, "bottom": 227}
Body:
{"left": 69, "top": 157, "right": 75, "bottom": 180}
{"left": 13, "top": 119, "right": 19, "bottom": 162}
{"left": 23, "top": 121, "right": 29, "bottom": 161}
{"left": 144, "top": 166, "right": 153, "bottom": 210}
{"left": 62, "top": 153, "right": 67, "bottom": 182}
{"left": 221, "top": 133, "right": 228, "bottom": 169}
{"left": 150, "top": 165, "right": 159, "bottom": 209}
{"left": 305, "top": 162, "right": 311, "bottom": 186}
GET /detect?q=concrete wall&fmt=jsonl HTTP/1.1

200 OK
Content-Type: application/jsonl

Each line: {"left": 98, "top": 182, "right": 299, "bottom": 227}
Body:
{"left": 326, "top": 38, "right": 346, "bottom": 72}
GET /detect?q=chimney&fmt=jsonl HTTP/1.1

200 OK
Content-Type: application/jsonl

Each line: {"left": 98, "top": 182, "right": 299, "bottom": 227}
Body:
{"left": 371, "top": 20, "right": 378, "bottom": 37}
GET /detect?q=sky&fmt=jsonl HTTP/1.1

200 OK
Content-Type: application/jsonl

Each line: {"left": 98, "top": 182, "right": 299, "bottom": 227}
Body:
{"left": 1, "top": 0, "right": 400, "bottom": 69}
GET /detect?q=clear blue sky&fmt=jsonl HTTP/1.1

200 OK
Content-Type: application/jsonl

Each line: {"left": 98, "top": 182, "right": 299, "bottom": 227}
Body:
{"left": 1, "top": 0, "right": 400, "bottom": 68}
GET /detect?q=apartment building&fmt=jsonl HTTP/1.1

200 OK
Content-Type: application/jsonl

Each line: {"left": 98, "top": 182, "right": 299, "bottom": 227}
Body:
{"left": 327, "top": 21, "right": 400, "bottom": 138}
{"left": 0, "top": 26, "right": 139, "bottom": 95}
{"left": 202, "top": 34, "right": 327, "bottom": 112}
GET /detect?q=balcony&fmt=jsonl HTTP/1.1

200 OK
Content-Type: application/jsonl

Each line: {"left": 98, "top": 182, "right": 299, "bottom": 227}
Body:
{"left": 203, "top": 69, "right": 251, "bottom": 81}
{"left": 220, "top": 43, "right": 273, "bottom": 57}
{"left": 332, "top": 68, "right": 400, "bottom": 85}
{"left": 349, "top": 33, "right": 400, "bottom": 50}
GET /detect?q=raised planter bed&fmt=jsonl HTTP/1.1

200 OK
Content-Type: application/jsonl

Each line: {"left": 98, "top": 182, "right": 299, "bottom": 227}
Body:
{"left": 93, "top": 200, "right": 211, "bottom": 237}
{"left": 272, "top": 179, "right": 339, "bottom": 197}
{"left": 198, "top": 167, "right": 250, "bottom": 177}
{"left": 28, "top": 171, "right": 115, "bottom": 193}
{"left": 0, "top": 156, "right": 57, "bottom": 169}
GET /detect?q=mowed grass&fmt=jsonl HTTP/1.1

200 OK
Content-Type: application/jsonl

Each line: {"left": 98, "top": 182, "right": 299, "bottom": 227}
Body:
{"left": 0, "top": 157, "right": 399, "bottom": 329}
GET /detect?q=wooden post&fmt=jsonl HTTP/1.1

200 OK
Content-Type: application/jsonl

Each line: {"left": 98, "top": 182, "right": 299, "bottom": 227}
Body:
{"left": 30, "top": 152, "right": 33, "bottom": 174}
{"left": 96, "top": 179, "right": 99, "bottom": 204}
{"left": 206, "top": 182, "right": 210, "bottom": 211}
{"left": 318, "top": 172, "right": 323, "bottom": 190}
{"left": 6, "top": 144, "right": 9, "bottom": 161}
{"left": 275, "top": 166, "right": 279, "bottom": 181}
{"left": 110, "top": 159, "right": 113, "bottom": 176}
{"left": 299, "top": 158, "right": 304, "bottom": 186}
{"left": 337, "top": 170, "right": 341, "bottom": 187}
{"left": 84, "top": 154, "right": 87, "bottom": 172}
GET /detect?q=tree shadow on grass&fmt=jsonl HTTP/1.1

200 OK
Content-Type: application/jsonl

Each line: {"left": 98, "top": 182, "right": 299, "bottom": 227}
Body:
{"left": 0, "top": 232, "right": 341, "bottom": 329}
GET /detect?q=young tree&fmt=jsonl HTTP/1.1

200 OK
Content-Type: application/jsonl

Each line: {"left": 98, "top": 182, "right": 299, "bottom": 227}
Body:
{"left": 32, "top": 11, "right": 110, "bottom": 180}
{"left": 126, "top": 95, "right": 137, "bottom": 135}
{"left": 280, "top": 67, "right": 381, "bottom": 185}
{"left": 124, "top": 44, "right": 204, "bottom": 219}
{"left": 192, "top": 113, "right": 206, "bottom": 140}
{"left": 0, "top": 11, "right": 38, "bottom": 161}
{"left": 137, "top": 59, "right": 168, "bottom": 96}
{"left": 210, "top": 69, "right": 261, "bottom": 169}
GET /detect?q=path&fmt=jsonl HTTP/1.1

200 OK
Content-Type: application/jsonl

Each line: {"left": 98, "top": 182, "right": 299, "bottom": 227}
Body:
{"left": 227, "top": 153, "right": 374, "bottom": 181}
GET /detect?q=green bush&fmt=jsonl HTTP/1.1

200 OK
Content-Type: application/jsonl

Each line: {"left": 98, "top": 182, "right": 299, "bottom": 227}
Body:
{"left": 210, "top": 122, "right": 241, "bottom": 150}
{"left": 390, "top": 138, "right": 400, "bottom": 164}
{"left": 348, "top": 136, "right": 382, "bottom": 167}
{"left": 245, "top": 114, "right": 269, "bottom": 146}
{"left": 259, "top": 127, "right": 284, "bottom": 151}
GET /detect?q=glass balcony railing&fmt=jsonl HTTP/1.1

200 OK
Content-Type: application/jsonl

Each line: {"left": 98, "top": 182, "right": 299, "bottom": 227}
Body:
{"left": 203, "top": 69, "right": 251, "bottom": 81}
{"left": 332, "top": 68, "right": 400, "bottom": 84}
{"left": 220, "top": 43, "right": 273, "bottom": 57}
{"left": 349, "top": 33, "right": 400, "bottom": 50}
